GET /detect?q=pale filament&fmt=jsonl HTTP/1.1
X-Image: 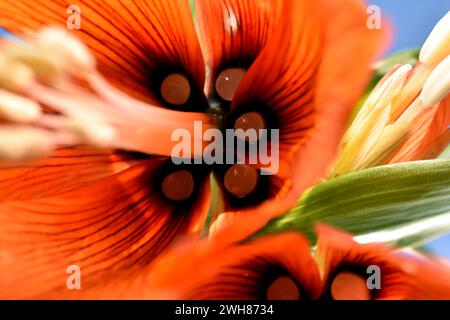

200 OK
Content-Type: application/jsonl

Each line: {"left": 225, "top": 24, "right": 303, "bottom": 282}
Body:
{"left": 0, "top": 29, "right": 215, "bottom": 161}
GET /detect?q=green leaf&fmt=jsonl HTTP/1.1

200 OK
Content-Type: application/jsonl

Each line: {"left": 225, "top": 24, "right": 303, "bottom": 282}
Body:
{"left": 439, "top": 145, "right": 450, "bottom": 159}
{"left": 253, "top": 160, "right": 450, "bottom": 248}
{"left": 372, "top": 49, "right": 420, "bottom": 82}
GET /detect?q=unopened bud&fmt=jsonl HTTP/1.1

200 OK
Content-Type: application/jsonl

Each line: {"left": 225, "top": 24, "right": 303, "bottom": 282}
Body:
{"left": 420, "top": 11, "right": 450, "bottom": 64}
{"left": 420, "top": 55, "right": 450, "bottom": 107}
{"left": 344, "top": 64, "right": 412, "bottom": 144}
{"left": 358, "top": 122, "right": 410, "bottom": 169}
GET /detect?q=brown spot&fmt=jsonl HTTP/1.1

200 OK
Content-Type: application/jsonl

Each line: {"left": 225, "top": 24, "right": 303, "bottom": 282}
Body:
{"left": 215, "top": 68, "right": 246, "bottom": 101}
{"left": 267, "top": 276, "right": 300, "bottom": 300}
{"left": 162, "top": 170, "right": 195, "bottom": 201}
{"left": 234, "top": 112, "right": 266, "bottom": 142}
{"left": 223, "top": 164, "right": 259, "bottom": 198}
{"left": 331, "top": 272, "right": 371, "bottom": 300}
{"left": 161, "top": 73, "right": 191, "bottom": 105}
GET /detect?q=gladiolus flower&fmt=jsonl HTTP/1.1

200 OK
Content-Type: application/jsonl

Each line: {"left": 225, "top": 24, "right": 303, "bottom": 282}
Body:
{"left": 331, "top": 12, "right": 450, "bottom": 177}
{"left": 0, "top": 0, "right": 385, "bottom": 298}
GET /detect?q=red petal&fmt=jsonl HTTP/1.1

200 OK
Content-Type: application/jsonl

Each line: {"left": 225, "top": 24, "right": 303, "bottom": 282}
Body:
{"left": 195, "top": 0, "right": 273, "bottom": 94}
{"left": 210, "top": 0, "right": 387, "bottom": 243}
{"left": 0, "top": 147, "right": 138, "bottom": 201}
{"left": 0, "top": 159, "right": 210, "bottom": 298}
{"left": 395, "top": 255, "right": 450, "bottom": 300}
{"left": 146, "top": 233, "right": 322, "bottom": 300}
{"left": 0, "top": 0, "right": 205, "bottom": 104}
{"left": 315, "top": 225, "right": 429, "bottom": 300}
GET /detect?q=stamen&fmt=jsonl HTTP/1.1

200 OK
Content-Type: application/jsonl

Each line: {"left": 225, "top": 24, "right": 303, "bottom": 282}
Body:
{"left": 0, "top": 89, "right": 41, "bottom": 123}
{"left": 0, "top": 27, "right": 216, "bottom": 161}
{"left": 161, "top": 73, "right": 191, "bottom": 105}
{"left": 234, "top": 112, "right": 267, "bottom": 142}
{"left": 215, "top": 68, "right": 246, "bottom": 101}
{"left": 266, "top": 276, "right": 300, "bottom": 300}
{"left": 66, "top": 119, "right": 117, "bottom": 148}
{"left": 0, "top": 54, "right": 35, "bottom": 92}
{"left": 224, "top": 164, "right": 259, "bottom": 198}
{"left": 5, "top": 45, "right": 62, "bottom": 83}
{"left": 0, "top": 127, "right": 53, "bottom": 161}
{"left": 162, "top": 170, "right": 195, "bottom": 201}
{"left": 35, "top": 27, "right": 96, "bottom": 72}
{"left": 331, "top": 272, "right": 371, "bottom": 300}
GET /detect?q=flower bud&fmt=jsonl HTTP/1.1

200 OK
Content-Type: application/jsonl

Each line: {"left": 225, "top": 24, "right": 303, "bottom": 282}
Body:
{"left": 420, "top": 55, "right": 450, "bottom": 107}
{"left": 419, "top": 11, "right": 450, "bottom": 65}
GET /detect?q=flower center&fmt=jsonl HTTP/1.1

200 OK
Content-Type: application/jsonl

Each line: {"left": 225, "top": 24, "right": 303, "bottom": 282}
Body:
{"left": 223, "top": 164, "right": 259, "bottom": 198}
{"left": 331, "top": 271, "right": 371, "bottom": 300}
{"left": 160, "top": 73, "right": 191, "bottom": 105}
{"left": 266, "top": 276, "right": 301, "bottom": 300}
{"left": 234, "top": 112, "right": 267, "bottom": 142}
{"left": 162, "top": 170, "right": 195, "bottom": 201}
{"left": 215, "top": 68, "right": 246, "bottom": 101}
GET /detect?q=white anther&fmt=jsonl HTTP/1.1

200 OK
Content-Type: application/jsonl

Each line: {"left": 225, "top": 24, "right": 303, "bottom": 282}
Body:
{"left": 0, "top": 90, "right": 41, "bottom": 123}
{"left": 0, "top": 54, "right": 35, "bottom": 91}
{"left": 0, "top": 127, "right": 53, "bottom": 161}
{"left": 5, "top": 46, "right": 62, "bottom": 82}
{"left": 36, "top": 27, "right": 96, "bottom": 71}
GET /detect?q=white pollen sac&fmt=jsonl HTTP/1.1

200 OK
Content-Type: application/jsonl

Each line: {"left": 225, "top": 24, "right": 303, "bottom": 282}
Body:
{"left": 420, "top": 55, "right": 450, "bottom": 108}
{"left": 0, "top": 55, "right": 35, "bottom": 92}
{"left": 0, "top": 127, "right": 53, "bottom": 161}
{"left": 0, "top": 90, "right": 42, "bottom": 123}
{"left": 36, "top": 27, "right": 96, "bottom": 72}
{"left": 4, "top": 46, "right": 62, "bottom": 83}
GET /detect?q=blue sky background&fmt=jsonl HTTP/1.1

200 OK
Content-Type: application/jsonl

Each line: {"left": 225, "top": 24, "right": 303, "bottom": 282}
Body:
{"left": 0, "top": 1, "right": 449, "bottom": 256}
{"left": 369, "top": 0, "right": 449, "bottom": 54}
{"left": 369, "top": 0, "right": 449, "bottom": 256}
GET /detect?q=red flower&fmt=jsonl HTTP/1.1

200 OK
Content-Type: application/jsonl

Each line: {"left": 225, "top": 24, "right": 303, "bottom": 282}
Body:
{"left": 0, "top": 0, "right": 385, "bottom": 298}
{"left": 132, "top": 225, "right": 450, "bottom": 300}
